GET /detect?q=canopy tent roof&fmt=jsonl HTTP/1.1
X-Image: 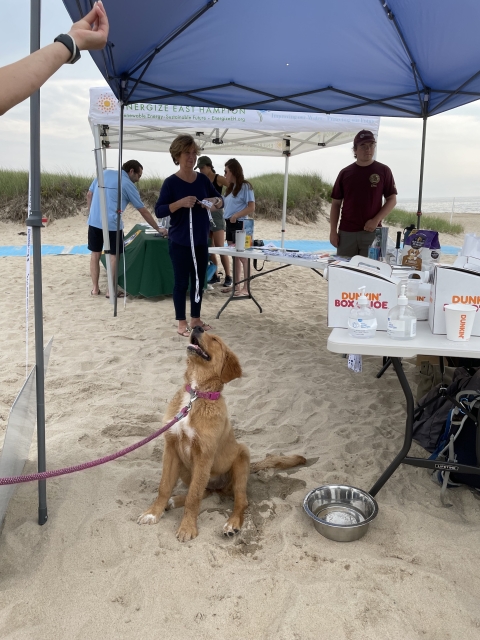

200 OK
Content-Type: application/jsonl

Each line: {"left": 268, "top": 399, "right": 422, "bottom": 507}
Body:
{"left": 64, "top": 0, "right": 480, "bottom": 118}
{"left": 89, "top": 87, "right": 380, "bottom": 157}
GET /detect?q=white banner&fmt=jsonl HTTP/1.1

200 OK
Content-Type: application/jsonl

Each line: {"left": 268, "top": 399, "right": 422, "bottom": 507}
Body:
{"left": 88, "top": 87, "right": 380, "bottom": 158}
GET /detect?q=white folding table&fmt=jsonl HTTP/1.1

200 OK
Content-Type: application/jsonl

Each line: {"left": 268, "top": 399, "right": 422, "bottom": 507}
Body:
{"left": 209, "top": 247, "right": 328, "bottom": 318}
{"left": 327, "top": 323, "right": 480, "bottom": 496}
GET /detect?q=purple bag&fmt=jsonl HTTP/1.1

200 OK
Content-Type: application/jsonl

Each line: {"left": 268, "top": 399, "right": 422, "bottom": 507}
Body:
{"left": 405, "top": 229, "right": 441, "bottom": 250}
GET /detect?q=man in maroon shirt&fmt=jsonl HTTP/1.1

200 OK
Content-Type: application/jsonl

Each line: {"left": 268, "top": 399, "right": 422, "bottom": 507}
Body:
{"left": 329, "top": 130, "right": 397, "bottom": 257}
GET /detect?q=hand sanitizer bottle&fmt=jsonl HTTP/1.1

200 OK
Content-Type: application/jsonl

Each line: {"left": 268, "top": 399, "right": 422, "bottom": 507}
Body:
{"left": 347, "top": 286, "right": 377, "bottom": 338}
{"left": 388, "top": 285, "right": 417, "bottom": 340}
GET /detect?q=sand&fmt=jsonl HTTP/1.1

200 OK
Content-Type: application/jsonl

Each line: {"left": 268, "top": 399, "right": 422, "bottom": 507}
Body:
{"left": 1, "top": 210, "right": 480, "bottom": 640}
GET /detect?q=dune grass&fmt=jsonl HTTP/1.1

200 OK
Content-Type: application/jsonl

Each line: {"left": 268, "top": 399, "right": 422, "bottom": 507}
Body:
{"left": 0, "top": 169, "right": 332, "bottom": 223}
{"left": 249, "top": 172, "right": 331, "bottom": 208}
{"left": 0, "top": 169, "right": 94, "bottom": 203}
{"left": 388, "top": 207, "right": 464, "bottom": 235}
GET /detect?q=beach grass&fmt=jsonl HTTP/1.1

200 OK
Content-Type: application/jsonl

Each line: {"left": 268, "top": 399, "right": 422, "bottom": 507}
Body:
{"left": 0, "top": 169, "right": 331, "bottom": 223}
{"left": 0, "top": 169, "right": 93, "bottom": 202}
{"left": 249, "top": 172, "right": 331, "bottom": 208}
{"left": 388, "top": 207, "right": 464, "bottom": 234}
{"left": 0, "top": 169, "right": 330, "bottom": 206}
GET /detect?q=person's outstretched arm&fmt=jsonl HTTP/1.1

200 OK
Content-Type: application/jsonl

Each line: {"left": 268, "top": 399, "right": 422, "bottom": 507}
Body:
{"left": 138, "top": 207, "right": 167, "bottom": 235}
{"left": 0, "top": 1, "right": 109, "bottom": 116}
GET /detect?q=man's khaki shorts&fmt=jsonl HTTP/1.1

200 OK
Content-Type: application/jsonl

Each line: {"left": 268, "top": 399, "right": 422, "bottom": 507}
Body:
{"left": 337, "top": 230, "right": 375, "bottom": 258}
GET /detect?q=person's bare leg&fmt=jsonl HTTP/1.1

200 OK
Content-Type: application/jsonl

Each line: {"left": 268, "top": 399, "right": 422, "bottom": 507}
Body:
{"left": 221, "top": 242, "right": 235, "bottom": 292}
{"left": 105, "top": 254, "right": 122, "bottom": 298}
{"left": 209, "top": 232, "right": 220, "bottom": 270}
{"left": 90, "top": 251, "right": 102, "bottom": 294}
{"left": 212, "top": 229, "right": 230, "bottom": 277}
{"left": 234, "top": 257, "right": 249, "bottom": 296}
{"left": 234, "top": 257, "right": 242, "bottom": 292}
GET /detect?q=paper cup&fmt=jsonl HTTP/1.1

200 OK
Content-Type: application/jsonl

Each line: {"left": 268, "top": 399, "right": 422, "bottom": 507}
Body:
{"left": 444, "top": 303, "right": 477, "bottom": 341}
{"left": 235, "top": 230, "right": 246, "bottom": 252}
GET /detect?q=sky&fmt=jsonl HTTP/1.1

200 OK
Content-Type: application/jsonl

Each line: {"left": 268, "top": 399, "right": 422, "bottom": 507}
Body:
{"left": 1, "top": 0, "right": 480, "bottom": 200}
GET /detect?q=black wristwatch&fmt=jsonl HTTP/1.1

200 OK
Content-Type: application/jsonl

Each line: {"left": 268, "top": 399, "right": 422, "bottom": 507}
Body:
{"left": 54, "top": 34, "right": 81, "bottom": 64}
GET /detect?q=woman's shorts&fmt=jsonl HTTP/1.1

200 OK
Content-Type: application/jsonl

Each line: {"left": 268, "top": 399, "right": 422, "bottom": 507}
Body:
{"left": 225, "top": 218, "right": 244, "bottom": 242}
{"left": 209, "top": 209, "right": 226, "bottom": 232}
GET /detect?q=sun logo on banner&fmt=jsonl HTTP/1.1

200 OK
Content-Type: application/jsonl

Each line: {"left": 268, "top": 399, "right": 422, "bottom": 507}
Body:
{"left": 97, "top": 93, "right": 118, "bottom": 114}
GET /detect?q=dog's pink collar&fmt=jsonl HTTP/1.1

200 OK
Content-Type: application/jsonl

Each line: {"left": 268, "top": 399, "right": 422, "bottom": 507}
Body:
{"left": 185, "top": 384, "right": 221, "bottom": 401}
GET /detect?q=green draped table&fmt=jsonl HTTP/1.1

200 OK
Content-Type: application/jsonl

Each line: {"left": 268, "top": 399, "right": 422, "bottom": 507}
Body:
{"left": 101, "top": 224, "right": 174, "bottom": 297}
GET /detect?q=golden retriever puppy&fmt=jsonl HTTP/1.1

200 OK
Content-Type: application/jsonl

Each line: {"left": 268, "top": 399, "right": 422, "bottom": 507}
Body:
{"left": 137, "top": 326, "right": 305, "bottom": 542}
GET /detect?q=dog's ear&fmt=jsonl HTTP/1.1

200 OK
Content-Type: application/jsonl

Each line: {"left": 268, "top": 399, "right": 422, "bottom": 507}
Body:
{"left": 220, "top": 348, "right": 242, "bottom": 384}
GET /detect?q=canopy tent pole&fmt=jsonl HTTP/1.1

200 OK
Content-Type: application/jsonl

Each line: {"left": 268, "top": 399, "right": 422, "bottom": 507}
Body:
{"left": 25, "top": 0, "right": 47, "bottom": 525}
{"left": 416, "top": 90, "right": 429, "bottom": 230}
{"left": 280, "top": 140, "right": 291, "bottom": 249}
{"left": 114, "top": 90, "right": 125, "bottom": 318}
{"left": 93, "top": 125, "right": 115, "bottom": 300}
{"left": 416, "top": 115, "right": 427, "bottom": 230}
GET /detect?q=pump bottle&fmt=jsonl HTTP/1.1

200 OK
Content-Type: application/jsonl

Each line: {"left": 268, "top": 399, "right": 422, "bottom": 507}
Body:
{"left": 347, "top": 286, "right": 377, "bottom": 339}
{"left": 387, "top": 285, "right": 417, "bottom": 340}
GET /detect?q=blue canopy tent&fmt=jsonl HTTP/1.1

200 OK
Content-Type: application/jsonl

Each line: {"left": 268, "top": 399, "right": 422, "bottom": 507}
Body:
{"left": 61, "top": 0, "right": 480, "bottom": 235}
{"left": 21, "top": 0, "right": 480, "bottom": 523}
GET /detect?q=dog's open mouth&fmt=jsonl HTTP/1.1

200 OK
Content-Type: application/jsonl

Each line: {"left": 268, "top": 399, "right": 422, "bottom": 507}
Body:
{"left": 187, "top": 335, "right": 210, "bottom": 360}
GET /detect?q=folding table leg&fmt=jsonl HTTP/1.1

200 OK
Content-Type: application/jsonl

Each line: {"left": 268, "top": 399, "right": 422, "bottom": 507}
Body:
{"left": 369, "top": 357, "right": 415, "bottom": 496}
{"left": 245, "top": 258, "right": 262, "bottom": 313}
{"left": 215, "top": 256, "right": 262, "bottom": 318}
{"left": 376, "top": 357, "right": 392, "bottom": 379}
{"left": 215, "top": 255, "right": 237, "bottom": 319}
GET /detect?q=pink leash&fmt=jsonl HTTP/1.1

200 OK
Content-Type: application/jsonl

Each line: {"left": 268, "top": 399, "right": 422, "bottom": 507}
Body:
{"left": 0, "top": 386, "right": 218, "bottom": 487}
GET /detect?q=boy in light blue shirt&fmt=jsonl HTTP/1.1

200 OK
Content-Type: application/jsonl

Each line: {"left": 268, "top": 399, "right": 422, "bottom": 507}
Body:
{"left": 87, "top": 159, "right": 165, "bottom": 297}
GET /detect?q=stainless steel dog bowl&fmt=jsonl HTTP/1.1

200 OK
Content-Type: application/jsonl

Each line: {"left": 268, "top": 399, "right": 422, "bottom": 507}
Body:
{"left": 303, "top": 485, "right": 378, "bottom": 542}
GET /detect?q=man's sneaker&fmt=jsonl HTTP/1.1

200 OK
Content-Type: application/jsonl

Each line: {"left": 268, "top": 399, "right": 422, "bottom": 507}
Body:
{"left": 208, "top": 274, "right": 221, "bottom": 285}
{"left": 222, "top": 276, "right": 233, "bottom": 287}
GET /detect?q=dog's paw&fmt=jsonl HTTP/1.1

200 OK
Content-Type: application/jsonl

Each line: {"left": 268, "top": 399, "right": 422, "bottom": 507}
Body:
{"left": 176, "top": 522, "right": 198, "bottom": 542}
{"left": 137, "top": 511, "right": 162, "bottom": 525}
{"left": 223, "top": 520, "right": 241, "bottom": 537}
{"left": 165, "top": 497, "right": 176, "bottom": 511}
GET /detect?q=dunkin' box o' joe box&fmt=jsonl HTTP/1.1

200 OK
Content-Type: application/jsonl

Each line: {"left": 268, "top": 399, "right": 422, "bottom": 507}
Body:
{"left": 327, "top": 256, "right": 401, "bottom": 331}
{"left": 429, "top": 259, "right": 480, "bottom": 336}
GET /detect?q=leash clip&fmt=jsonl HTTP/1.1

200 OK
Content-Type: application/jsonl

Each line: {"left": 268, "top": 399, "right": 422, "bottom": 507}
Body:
{"left": 187, "top": 390, "right": 198, "bottom": 410}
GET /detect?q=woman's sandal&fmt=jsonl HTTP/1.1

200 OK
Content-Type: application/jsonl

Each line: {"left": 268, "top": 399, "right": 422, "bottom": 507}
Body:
{"left": 191, "top": 322, "right": 212, "bottom": 331}
{"left": 177, "top": 327, "right": 191, "bottom": 337}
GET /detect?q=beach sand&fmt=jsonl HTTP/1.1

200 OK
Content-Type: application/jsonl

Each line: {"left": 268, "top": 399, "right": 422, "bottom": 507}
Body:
{"left": 1, "top": 210, "right": 480, "bottom": 639}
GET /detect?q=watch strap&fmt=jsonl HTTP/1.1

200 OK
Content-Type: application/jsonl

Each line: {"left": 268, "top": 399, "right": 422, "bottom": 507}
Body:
{"left": 54, "top": 34, "right": 81, "bottom": 64}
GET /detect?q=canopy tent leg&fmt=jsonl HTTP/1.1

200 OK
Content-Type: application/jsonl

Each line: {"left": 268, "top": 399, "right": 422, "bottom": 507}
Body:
{"left": 114, "top": 98, "right": 125, "bottom": 317}
{"left": 25, "top": 0, "right": 47, "bottom": 525}
{"left": 416, "top": 115, "right": 428, "bottom": 230}
{"left": 280, "top": 148, "right": 290, "bottom": 249}
{"left": 93, "top": 125, "right": 115, "bottom": 302}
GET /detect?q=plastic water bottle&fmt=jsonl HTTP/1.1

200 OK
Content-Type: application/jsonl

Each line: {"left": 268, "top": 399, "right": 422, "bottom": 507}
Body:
{"left": 387, "top": 285, "right": 417, "bottom": 340}
{"left": 347, "top": 286, "right": 377, "bottom": 339}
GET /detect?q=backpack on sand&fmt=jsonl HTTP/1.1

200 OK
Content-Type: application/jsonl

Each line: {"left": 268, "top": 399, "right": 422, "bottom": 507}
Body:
{"left": 427, "top": 390, "right": 480, "bottom": 501}
{"left": 412, "top": 367, "right": 480, "bottom": 452}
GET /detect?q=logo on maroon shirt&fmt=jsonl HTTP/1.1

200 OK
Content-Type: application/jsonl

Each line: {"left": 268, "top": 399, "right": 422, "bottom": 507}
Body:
{"left": 369, "top": 173, "right": 380, "bottom": 187}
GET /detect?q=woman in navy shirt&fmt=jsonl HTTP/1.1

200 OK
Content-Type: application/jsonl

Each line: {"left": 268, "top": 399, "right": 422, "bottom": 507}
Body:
{"left": 155, "top": 135, "right": 223, "bottom": 336}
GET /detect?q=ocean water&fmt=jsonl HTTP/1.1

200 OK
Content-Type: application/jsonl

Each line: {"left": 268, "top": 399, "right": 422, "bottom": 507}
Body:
{"left": 396, "top": 196, "right": 480, "bottom": 214}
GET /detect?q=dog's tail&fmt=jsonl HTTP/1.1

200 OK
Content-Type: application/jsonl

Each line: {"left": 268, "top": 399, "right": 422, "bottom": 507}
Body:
{"left": 250, "top": 454, "right": 306, "bottom": 474}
